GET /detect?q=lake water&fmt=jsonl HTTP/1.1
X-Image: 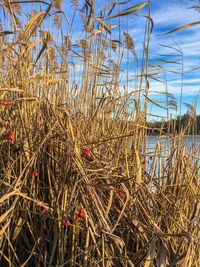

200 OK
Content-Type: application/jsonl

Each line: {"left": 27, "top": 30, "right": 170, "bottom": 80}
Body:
{"left": 146, "top": 135, "right": 200, "bottom": 156}
{"left": 145, "top": 135, "right": 200, "bottom": 185}
{"left": 145, "top": 135, "right": 200, "bottom": 176}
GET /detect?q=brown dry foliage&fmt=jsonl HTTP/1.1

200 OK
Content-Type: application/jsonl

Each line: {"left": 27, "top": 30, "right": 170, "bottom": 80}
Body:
{"left": 0, "top": 1, "right": 199, "bottom": 266}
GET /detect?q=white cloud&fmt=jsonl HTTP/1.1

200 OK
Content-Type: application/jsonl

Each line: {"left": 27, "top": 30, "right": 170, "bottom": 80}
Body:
{"left": 149, "top": 80, "right": 200, "bottom": 96}
{"left": 168, "top": 78, "right": 200, "bottom": 85}
{"left": 151, "top": 0, "right": 200, "bottom": 27}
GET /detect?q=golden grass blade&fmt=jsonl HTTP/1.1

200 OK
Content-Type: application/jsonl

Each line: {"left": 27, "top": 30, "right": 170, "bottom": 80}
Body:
{"left": 21, "top": 12, "right": 46, "bottom": 40}
{"left": 0, "top": 190, "right": 19, "bottom": 205}
{"left": 0, "top": 87, "right": 25, "bottom": 92}
{"left": 135, "top": 150, "right": 142, "bottom": 187}
{"left": 21, "top": 3, "right": 51, "bottom": 40}
{"left": 29, "top": 71, "right": 68, "bottom": 81}
{"left": 27, "top": 39, "right": 43, "bottom": 52}
{"left": 0, "top": 205, "right": 15, "bottom": 224}
{"left": 12, "top": 217, "right": 25, "bottom": 241}
{"left": 95, "top": 17, "right": 111, "bottom": 34}
{"left": 0, "top": 220, "right": 10, "bottom": 238}
{"left": 108, "top": 2, "right": 148, "bottom": 19}
{"left": 165, "top": 21, "right": 200, "bottom": 34}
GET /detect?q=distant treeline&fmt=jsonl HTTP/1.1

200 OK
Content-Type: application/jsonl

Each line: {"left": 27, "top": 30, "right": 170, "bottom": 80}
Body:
{"left": 148, "top": 113, "right": 200, "bottom": 135}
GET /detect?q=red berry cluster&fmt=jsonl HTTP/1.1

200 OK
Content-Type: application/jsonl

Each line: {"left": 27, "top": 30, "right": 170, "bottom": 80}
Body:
{"left": 81, "top": 148, "right": 91, "bottom": 159}
{"left": 0, "top": 101, "right": 12, "bottom": 109}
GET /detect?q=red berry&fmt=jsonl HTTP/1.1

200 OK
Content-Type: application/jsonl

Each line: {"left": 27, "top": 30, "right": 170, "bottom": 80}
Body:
{"left": 33, "top": 168, "right": 39, "bottom": 177}
{"left": 77, "top": 208, "right": 85, "bottom": 218}
{"left": 91, "top": 178, "right": 98, "bottom": 184}
{"left": 7, "top": 131, "right": 15, "bottom": 143}
{"left": 63, "top": 221, "right": 71, "bottom": 227}
{"left": 81, "top": 148, "right": 91, "bottom": 159}
{"left": 75, "top": 216, "right": 82, "bottom": 222}
{"left": 0, "top": 102, "right": 12, "bottom": 108}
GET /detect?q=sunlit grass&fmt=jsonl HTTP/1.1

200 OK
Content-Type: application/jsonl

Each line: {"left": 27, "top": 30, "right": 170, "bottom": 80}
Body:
{"left": 0, "top": 1, "right": 199, "bottom": 266}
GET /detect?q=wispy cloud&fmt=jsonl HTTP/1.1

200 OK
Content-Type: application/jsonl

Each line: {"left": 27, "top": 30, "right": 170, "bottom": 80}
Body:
{"left": 151, "top": 0, "right": 200, "bottom": 28}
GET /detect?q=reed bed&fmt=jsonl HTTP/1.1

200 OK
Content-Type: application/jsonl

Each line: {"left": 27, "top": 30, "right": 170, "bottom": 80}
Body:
{"left": 0, "top": 1, "right": 199, "bottom": 266}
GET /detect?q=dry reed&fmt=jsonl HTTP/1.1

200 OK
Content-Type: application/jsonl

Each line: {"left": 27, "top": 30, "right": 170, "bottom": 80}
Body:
{"left": 0, "top": 0, "right": 199, "bottom": 266}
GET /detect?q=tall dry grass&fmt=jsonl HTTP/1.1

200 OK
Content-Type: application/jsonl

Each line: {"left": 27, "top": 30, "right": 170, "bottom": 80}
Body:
{"left": 0, "top": 0, "right": 199, "bottom": 266}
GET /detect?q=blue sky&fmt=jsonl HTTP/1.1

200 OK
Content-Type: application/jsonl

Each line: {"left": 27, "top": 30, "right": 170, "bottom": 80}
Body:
{"left": 0, "top": 0, "right": 200, "bottom": 118}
